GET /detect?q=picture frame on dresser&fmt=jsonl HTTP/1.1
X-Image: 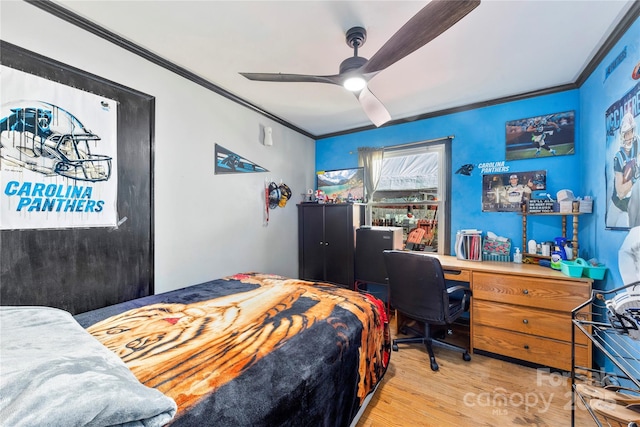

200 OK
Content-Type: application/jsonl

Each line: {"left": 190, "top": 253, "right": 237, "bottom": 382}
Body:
{"left": 316, "top": 167, "right": 365, "bottom": 203}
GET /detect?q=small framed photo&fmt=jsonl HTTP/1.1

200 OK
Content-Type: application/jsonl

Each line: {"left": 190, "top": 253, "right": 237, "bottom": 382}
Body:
{"left": 505, "top": 111, "right": 575, "bottom": 160}
{"left": 482, "top": 170, "right": 547, "bottom": 212}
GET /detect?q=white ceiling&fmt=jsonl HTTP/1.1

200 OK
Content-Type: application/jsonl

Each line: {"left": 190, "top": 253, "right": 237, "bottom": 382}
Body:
{"left": 52, "top": 0, "right": 636, "bottom": 138}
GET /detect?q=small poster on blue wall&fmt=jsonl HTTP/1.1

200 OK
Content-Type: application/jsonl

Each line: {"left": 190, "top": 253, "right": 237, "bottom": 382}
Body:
{"left": 482, "top": 170, "right": 547, "bottom": 212}
{"left": 505, "top": 111, "right": 575, "bottom": 160}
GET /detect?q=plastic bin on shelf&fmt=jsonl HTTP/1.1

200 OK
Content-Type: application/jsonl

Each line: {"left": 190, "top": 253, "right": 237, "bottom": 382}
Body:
{"left": 582, "top": 263, "right": 607, "bottom": 280}
{"left": 560, "top": 258, "right": 587, "bottom": 278}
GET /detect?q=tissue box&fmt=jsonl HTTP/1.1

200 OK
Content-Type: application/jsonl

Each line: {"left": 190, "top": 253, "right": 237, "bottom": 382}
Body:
{"left": 556, "top": 189, "right": 575, "bottom": 201}
{"left": 559, "top": 201, "right": 573, "bottom": 213}
{"left": 579, "top": 199, "right": 593, "bottom": 213}
{"left": 482, "top": 237, "right": 511, "bottom": 262}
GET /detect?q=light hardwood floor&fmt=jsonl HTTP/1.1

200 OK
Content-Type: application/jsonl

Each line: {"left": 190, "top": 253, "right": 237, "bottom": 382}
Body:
{"left": 356, "top": 314, "right": 596, "bottom": 427}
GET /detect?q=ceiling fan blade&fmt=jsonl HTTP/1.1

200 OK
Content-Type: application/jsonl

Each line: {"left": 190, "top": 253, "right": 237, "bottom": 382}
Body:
{"left": 361, "top": 0, "right": 480, "bottom": 74}
{"left": 357, "top": 87, "right": 391, "bottom": 127}
{"left": 240, "top": 72, "right": 341, "bottom": 85}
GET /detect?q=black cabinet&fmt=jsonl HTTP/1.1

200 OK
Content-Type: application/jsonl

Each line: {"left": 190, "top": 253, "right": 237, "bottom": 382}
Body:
{"left": 298, "top": 203, "right": 365, "bottom": 288}
{"left": 355, "top": 226, "right": 404, "bottom": 284}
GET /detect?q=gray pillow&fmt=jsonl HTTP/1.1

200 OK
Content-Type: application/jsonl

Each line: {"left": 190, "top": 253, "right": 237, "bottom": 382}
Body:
{"left": 0, "top": 306, "right": 177, "bottom": 427}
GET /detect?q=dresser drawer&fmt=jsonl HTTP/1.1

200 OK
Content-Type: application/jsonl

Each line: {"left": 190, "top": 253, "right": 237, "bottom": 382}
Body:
{"left": 473, "top": 300, "right": 590, "bottom": 345}
{"left": 474, "top": 324, "right": 589, "bottom": 371}
{"left": 473, "top": 272, "right": 590, "bottom": 311}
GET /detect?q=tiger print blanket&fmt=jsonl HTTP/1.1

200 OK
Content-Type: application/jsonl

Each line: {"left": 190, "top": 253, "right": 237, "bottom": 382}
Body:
{"left": 75, "top": 273, "right": 390, "bottom": 427}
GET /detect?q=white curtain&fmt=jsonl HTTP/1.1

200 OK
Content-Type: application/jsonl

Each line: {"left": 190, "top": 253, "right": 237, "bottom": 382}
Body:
{"left": 358, "top": 147, "right": 384, "bottom": 202}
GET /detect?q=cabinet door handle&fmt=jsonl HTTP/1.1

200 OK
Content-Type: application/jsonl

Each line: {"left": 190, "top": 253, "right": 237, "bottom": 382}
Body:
{"left": 325, "top": 242, "right": 329, "bottom": 246}
{"left": 523, "top": 319, "right": 529, "bottom": 324}
{"left": 319, "top": 241, "right": 324, "bottom": 245}
{"left": 523, "top": 289, "right": 529, "bottom": 295}
{"left": 524, "top": 345, "right": 530, "bottom": 350}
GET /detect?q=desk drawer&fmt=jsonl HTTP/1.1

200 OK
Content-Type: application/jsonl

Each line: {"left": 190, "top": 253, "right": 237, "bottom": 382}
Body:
{"left": 443, "top": 268, "right": 471, "bottom": 283}
{"left": 474, "top": 324, "right": 589, "bottom": 371}
{"left": 473, "top": 272, "right": 590, "bottom": 311}
{"left": 473, "top": 300, "right": 590, "bottom": 345}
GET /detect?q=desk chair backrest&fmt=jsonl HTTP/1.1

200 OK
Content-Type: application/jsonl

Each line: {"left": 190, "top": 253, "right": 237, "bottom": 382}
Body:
{"left": 383, "top": 250, "right": 450, "bottom": 324}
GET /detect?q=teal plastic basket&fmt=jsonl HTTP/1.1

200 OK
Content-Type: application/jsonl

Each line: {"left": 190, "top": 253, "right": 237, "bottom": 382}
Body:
{"left": 582, "top": 263, "right": 607, "bottom": 280}
{"left": 560, "top": 258, "right": 586, "bottom": 278}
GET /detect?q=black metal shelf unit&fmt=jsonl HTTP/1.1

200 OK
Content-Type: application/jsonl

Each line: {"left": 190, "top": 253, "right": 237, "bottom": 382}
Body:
{"left": 571, "top": 283, "right": 640, "bottom": 427}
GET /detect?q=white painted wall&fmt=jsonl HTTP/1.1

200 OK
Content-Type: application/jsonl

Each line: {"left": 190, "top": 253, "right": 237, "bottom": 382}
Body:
{"left": 1, "top": 1, "right": 315, "bottom": 293}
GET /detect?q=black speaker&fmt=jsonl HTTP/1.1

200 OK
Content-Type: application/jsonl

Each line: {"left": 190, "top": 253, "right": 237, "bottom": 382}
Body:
{"left": 355, "top": 227, "right": 403, "bottom": 284}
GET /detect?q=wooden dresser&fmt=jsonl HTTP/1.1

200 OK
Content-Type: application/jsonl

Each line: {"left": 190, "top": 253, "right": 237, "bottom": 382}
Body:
{"left": 431, "top": 255, "right": 593, "bottom": 371}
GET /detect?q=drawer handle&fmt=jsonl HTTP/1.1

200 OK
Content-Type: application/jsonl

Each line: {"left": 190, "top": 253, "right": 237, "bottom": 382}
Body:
{"left": 523, "top": 289, "right": 529, "bottom": 295}
{"left": 524, "top": 345, "right": 530, "bottom": 350}
{"left": 443, "top": 269, "right": 462, "bottom": 275}
{"left": 523, "top": 319, "right": 529, "bottom": 324}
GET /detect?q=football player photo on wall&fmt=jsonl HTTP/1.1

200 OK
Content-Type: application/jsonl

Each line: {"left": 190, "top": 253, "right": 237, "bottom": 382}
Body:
{"left": 482, "top": 170, "right": 547, "bottom": 212}
{"left": 605, "top": 82, "right": 639, "bottom": 230}
{"left": 505, "top": 111, "right": 575, "bottom": 160}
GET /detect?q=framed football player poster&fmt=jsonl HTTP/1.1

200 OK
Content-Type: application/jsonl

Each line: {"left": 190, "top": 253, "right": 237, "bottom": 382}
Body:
{"left": 505, "top": 111, "right": 575, "bottom": 160}
{"left": 482, "top": 170, "right": 547, "bottom": 212}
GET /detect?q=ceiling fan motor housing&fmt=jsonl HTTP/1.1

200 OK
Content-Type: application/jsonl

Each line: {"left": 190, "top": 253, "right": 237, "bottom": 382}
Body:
{"left": 340, "top": 56, "right": 368, "bottom": 74}
{"left": 341, "top": 26, "right": 368, "bottom": 73}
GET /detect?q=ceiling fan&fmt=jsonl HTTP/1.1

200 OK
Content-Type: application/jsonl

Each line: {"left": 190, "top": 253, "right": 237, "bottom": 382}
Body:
{"left": 240, "top": 0, "right": 481, "bottom": 127}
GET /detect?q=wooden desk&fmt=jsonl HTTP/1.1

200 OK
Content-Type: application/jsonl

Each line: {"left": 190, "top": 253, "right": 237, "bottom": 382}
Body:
{"left": 424, "top": 255, "right": 593, "bottom": 371}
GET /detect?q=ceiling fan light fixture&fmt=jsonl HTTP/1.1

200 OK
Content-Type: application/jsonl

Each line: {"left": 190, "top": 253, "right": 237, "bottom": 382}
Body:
{"left": 343, "top": 76, "right": 367, "bottom": 92}
{"left": 239, "top": 2, "right": 481, "bottom": 128}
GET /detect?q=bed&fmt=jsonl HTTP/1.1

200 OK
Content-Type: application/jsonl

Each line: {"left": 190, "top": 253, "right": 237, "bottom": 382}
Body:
{"left": 0, "top": 273, "right": 390, "bottom": 427}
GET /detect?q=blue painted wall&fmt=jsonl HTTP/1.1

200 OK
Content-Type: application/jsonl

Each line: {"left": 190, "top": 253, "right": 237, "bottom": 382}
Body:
{"left": 316, "top": 15, "right": 639, "bottom": 293}
{"left": 580, "top": 16, "right": 639, "bottom": 291}
{"left": 580, "top": 15, "right": 640, "bottom": 374}
{"left": 317, "top": 91, "right": 582, "bottom": 259}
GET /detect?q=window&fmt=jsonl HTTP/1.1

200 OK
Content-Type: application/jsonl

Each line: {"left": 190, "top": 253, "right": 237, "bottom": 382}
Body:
{"left": 360, "top": 138, "right": 451, "bottom": 254}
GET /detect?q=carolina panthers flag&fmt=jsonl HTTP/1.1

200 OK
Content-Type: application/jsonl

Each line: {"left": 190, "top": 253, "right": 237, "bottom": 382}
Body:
{"left": 0, "top": 66, "right": 119, "bottom": 230}
{"left": 215, "top": 144, "right": 268, "bottom": 174}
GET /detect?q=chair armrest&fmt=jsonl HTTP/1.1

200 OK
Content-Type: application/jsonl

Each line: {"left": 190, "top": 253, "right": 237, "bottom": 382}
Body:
{"left": 446, "top": 285, "right": 471, "bottom": 295}
{"left": 446, "top": 286, "right": 471, "bottom": 312}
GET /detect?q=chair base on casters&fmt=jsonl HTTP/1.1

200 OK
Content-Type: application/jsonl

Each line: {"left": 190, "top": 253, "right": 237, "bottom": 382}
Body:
{"left": 392, "top": 323, "right": 471, "bottom": 371}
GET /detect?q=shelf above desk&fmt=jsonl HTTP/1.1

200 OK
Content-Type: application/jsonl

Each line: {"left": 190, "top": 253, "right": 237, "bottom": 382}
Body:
{"left": 518, "top": 212, "right": 584, "bottom": 261}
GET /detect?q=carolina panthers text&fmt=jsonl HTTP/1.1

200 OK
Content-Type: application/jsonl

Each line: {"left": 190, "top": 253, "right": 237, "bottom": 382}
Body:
{"left": 3, "top": 181, "right": 104, "bottom": 212}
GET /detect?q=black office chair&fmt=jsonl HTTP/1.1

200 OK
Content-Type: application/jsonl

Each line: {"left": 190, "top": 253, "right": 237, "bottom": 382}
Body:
{"left": 383, "top": 250, "right": 472, "bottom": 371}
